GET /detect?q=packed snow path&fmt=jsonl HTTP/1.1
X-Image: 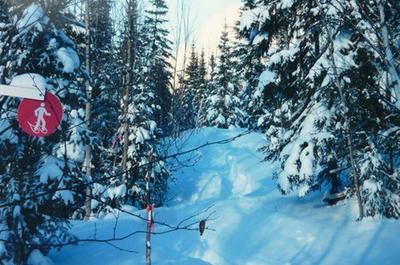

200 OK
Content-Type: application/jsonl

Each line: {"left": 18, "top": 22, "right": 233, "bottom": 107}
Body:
{"left": 50, "top": 128, "right": 399, "bottom": 265}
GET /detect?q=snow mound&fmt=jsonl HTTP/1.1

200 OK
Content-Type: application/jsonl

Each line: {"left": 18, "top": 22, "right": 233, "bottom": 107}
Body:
{"left": 28, "top": 250, "right": 54, "bottom": 265}
{"left": 50, "top": 128, "right": 400, "bottom": 265}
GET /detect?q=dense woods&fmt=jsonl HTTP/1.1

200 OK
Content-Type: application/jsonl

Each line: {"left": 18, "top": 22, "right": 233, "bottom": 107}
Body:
{"left": 0, "top": 0, "right": 399, "bottom": 264}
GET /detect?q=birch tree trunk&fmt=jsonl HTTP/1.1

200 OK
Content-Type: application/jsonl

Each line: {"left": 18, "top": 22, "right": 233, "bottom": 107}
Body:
{"left": 377, "top": 0, "right": 400, "bottom": 108}
{"left": 84, "top": 0, "right": 92, "bottom": 220}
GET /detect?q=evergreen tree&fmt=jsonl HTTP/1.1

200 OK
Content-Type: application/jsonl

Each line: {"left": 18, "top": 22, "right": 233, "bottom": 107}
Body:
{"left": 136, "top": 0, "right": 172, "bottom": 205}
{"left": 216, "top": 23, "right": 235, "bottom": 89}
{"left": 111, "top": 0, "right": 171, "bottom": 208}
{"left": 203, "top": 24, "right": 244, "bottom": 128}
{"left": 209, "top": 53, "right": 217, "bottom": 82}
{"left": 143, "top": 0, "right": 173, "bottom": 134}
{"left": 238, "top": 0, "right": 400, "bottom": 218}
{"left": 342, "top": 0, "right": 400, "bottom": 218}
{"left": 233, "top": 3, "right": 265, "bottom": 129}
{"left": 198, "top": 53, "right": 216, "bottom": 126}
{"left": 179, "top": 45, "right": 210, "bottom": 129}
{"left": 0, "top": 0, "right": 7, "bottom": 23}
{"left": 86, "top": 0, "right": 120, "bottom": 213}
{"left": 89, "top": 0, "right": 119, "bottom": 145}
{"left": 193, "top": 49, "right": 208, "bottom": 125}
{"left": 180, "top": 43, "right": 199, "bottom": 129}
{"left": 0, "top": 2, "right": 87, "bottom": 263}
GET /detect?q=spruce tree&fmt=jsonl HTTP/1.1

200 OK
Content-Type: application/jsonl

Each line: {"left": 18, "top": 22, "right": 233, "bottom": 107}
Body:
{"left": 234, "top": 3, "right": 265, "bottom": 129}
{"left": 193, "top": 49, "right": 208, "bottom": 126}
{"left": 209, "top": 53, "right": 217, "bottom": 82}
{"left": 112, "top": 0, "right": 171, "bottom": 208}
{"left": 238, "top": 0, "right": 400, "bottom": 218}
{"left": 180, "top": 43, "right": 199, "bottom": 129}
{"left": 89, "top": 0, "right": 119, "bottom": 147}
{"left": 203, "top": 24, "right": 244, "bottom": 129}
{"left": 86, "top": 0, "right": 120, "bottom": 216}
{"left": 341, "top": 0, "right": 400, "bottom": 218}
{"left": 0, "top": 2, "right": 87, "bottom": 263}
{"left": 217, "top": 23, "right": 234, "bottom": 89}
{"left": 0, "top": 0, "right": 7, "bottom": 23}
{"left": 143, "top": 0, "right": 173, "bottom": 135}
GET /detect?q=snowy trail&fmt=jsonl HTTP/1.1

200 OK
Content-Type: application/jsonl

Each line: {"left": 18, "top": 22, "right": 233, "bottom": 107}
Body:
{"left": 50, "top": 128, "right": 400, "bottom": 265}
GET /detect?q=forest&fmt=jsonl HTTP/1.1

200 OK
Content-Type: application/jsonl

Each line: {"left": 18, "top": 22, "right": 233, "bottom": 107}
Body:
{"left": 0, "top": 0, "right": 399, "bottom": 264}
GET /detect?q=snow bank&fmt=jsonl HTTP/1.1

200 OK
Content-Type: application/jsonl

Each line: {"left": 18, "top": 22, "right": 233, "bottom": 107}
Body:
{"left": 28, "top": 250, "right": 54, "bottom": 265}
{"left": 50, "top": 128, "right": 400, "bottom": 265}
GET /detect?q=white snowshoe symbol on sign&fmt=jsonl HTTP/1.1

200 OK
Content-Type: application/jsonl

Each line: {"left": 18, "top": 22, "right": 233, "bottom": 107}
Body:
{"left": 28, "top": 103, "right": 51, "bottom": 134}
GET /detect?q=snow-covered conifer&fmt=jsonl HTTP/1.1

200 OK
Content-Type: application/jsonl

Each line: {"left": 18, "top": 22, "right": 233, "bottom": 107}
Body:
{"left": 0, "top": 2, "right": 88, "bottom": 262}
{"left": 179, "top": 44, "right": 199, "bottom": 129}
{"left": 238, "top": 0, "right": 400, "bottom": 218}
{"left": 203, "top": 24, "right": 244, "bottom": 128}
{"left": 111, "top": 0, "right": 171, "bottom": 208}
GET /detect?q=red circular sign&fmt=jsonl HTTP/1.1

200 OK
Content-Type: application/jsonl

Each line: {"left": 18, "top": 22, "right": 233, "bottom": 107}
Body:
{"left": 18, "top": 92, "right": 63, "bottom": 137}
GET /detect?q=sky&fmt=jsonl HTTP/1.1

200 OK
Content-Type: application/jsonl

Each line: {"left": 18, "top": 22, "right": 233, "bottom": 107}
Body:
{"left": 113, "top": 0, "right": 243, "bottom": 74}
{"left": 166, "top": 0, "right": 242, "bottom": 57}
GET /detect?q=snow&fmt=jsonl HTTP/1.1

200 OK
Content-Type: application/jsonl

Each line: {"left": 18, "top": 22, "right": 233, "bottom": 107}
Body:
{"left": 268, "top": 46, "right": 299, "bottom": 65}
{"left": 277, "top": 102, "right": 332, "bottom": 195}
{"left": 257, "top": 69, "right": 277, "bottom": 89}
{"left": 10, "top": 73, "right": 47, "bottom": 94}
{"left": 208, "top": 95, "right": 220, "bottom": 105}
{"left": 17, "top": 3, "right": 49, "bottom": 32}
{"left": 28, "top": 250, "right": 54, "bottom": 265}
{"left": 133, "top": 127, "right": 152, "bottom": 144}
{"left": 362, "top": 179, "right": 381, "bottom": 194}
{"left": 50, "top": 128, "right": 400, "bottom": 265}
{"left": 54, "top": 190, "right": 74, "bottom": 205}
{"left": 107, "top": 184, "right": 127, "bottom": 199}
{"left": 215, "top": 114, "right": 226, "bottom": 125}
{"left": 54, "top": 109, "right": 86, "bottom": 165}
{"left": 278, "top": 0, "right": 294, "bottom": 9}
{"left": 0, "top": 242, "right": 5, "bottom": 258}
{"left": 252, "top": 33, "right": 268, "bottom": 45}
{"left": 56, "top": 47, "right": 80, "bottom": 73}
{"left": 37, "top": 157, "right": 64, "bottom": 183}
{"left": 239, "top": 9, "right": 256, "bottom": 31}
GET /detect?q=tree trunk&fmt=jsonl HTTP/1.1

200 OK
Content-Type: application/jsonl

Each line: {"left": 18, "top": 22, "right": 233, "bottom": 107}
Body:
{"left": 329, "top": 36, "right": 364, "bottom": 220}
{"left": 121, "top": 61, "right": 129, "bottom": 180}
{"left": 84, "top": 0, "right": 92, "bottom": 220}
{"left": 377, "top": 0, "right": 400, "bottom": 108}
{"left": 145, "top": 161, "right": 153, "bottom": 265}
{"left": 122, "top": 1, "right": 136, "bottom": 180}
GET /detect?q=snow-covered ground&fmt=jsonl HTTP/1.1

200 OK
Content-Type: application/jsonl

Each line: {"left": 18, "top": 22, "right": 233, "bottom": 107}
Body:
{"left": 50, "top": 128, "right": 400, "bottom": 265}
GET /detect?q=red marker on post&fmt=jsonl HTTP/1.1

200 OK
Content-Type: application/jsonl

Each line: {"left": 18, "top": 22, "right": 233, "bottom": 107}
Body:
{"left": 146, "top": 204, "right": 156, "bottom": 232}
